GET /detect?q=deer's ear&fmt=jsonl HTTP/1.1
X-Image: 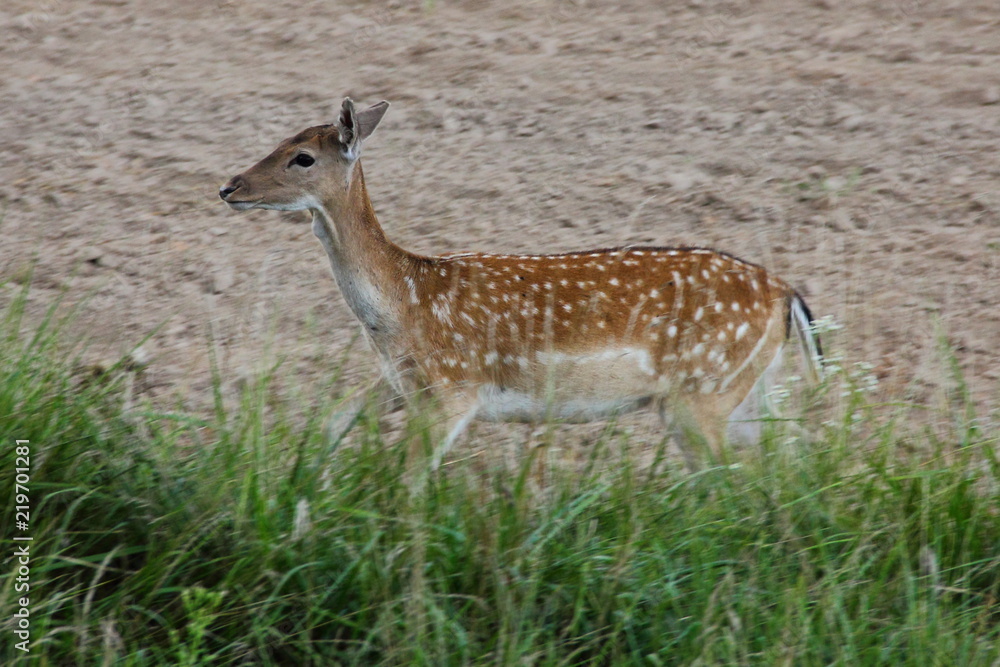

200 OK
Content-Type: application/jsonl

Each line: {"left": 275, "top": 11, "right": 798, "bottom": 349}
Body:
{"left": 357, "top": 101, "right": 389, "bottom": 142}
{"left": 336, "top": 98, "right": 360, "bottom": 159}
{"left": 336, "top": 99, "right": 389, "bottom": 160}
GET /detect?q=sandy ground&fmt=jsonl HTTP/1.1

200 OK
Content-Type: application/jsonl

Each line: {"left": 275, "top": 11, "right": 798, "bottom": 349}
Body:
{"left": 1, "top": 0, "right": 998, "bottom": 434}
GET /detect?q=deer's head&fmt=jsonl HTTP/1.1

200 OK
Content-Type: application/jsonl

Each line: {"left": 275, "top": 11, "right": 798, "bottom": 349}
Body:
{"left": 219, "top": 98, "right": 389, "bottom": 211}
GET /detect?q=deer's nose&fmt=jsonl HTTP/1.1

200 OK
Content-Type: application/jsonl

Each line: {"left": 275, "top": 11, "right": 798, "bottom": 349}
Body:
{"left": 219, "top": 175, "right": 247, "bottom": 201}
{"left": 219, "top": 183, "right": 239, "bottom": 200}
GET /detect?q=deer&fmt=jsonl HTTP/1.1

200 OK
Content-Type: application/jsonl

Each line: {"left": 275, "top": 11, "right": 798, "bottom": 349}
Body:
{"left": 219, "top": 98, "right": 823, "bottom": 470}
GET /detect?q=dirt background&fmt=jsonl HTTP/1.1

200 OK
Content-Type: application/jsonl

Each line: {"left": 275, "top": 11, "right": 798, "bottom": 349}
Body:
{"left": 1, "top": 0, "right": 998, "bottom": 429}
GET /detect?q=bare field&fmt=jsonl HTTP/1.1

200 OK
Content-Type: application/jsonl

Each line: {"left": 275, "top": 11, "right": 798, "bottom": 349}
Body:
{"left": 1, "top": 0, "right": 998, "bottom": 425}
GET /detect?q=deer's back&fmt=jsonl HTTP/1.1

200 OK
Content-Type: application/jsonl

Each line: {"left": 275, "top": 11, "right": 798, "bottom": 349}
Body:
{"left": 392, "top": 247, "right": 791, "bottom": 407}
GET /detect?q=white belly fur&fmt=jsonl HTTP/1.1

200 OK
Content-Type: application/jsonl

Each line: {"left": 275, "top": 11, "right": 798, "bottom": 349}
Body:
{"left": 473, "top": 343, "right": 784, "bottom": 434}
{"left": 475, "top": 384, "right": 652, "bottom": 422}
{"left": 476, "top": 347, "right": 660, "bottom": 423}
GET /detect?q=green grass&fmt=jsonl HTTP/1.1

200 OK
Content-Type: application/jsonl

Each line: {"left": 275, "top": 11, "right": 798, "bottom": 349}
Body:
{"left": 0, "top": 285, "right": 998, "bottom": 665}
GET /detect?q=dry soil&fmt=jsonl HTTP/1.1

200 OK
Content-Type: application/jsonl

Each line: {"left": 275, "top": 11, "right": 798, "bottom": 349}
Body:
{"left": 2, "top": 0, "right": 998, "bottom": 438}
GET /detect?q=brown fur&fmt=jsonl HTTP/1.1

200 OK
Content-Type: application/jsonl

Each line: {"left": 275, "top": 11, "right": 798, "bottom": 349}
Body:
{"left": 220, "top": 99, "right": 821, "bottom": 466}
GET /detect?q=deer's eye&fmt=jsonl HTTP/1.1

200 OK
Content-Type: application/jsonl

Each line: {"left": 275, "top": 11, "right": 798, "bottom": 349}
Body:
{"left": 291, "top": 153, "right": 315, "bottom": 168}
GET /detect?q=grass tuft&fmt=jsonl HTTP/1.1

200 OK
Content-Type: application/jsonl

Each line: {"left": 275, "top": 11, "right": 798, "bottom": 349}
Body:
{"left": 1, "top": 288, "right": 998, "bottom": 665}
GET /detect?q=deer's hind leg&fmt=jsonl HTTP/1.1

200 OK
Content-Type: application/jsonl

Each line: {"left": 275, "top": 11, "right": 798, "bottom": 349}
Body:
{"left": 723, "top": 346, "right": 784, "bottom": 446}
{"left": 657, "top": 396, "right": 727, "bottom": 470}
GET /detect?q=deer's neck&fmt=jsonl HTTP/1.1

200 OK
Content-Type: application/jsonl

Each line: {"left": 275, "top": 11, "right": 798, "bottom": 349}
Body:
{"left": 311, "top": 162, "right": 417, "bottom": 337}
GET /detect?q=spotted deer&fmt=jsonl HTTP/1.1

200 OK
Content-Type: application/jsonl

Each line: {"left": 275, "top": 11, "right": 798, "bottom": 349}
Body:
{"left": 220, "top": 98, "right": 823, "bottom": 467}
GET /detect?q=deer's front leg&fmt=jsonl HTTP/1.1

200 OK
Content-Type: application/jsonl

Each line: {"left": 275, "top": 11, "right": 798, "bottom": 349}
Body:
{"left": 430, "top": 397, "right": 481, "bottom": 470}
{"left": 325, "top": 377, "right": 398, "bottom": 444}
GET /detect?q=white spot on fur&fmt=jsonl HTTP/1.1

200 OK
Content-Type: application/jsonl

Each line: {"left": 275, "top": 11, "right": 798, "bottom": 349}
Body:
{"left": 432, "top": 300, "right": 452, "bottom": 323}
{"left": 720, "top": 314, "right": 776, "bottom": 391}
{"left": 404, "top": 276, "right": 419, "bottom": 304}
